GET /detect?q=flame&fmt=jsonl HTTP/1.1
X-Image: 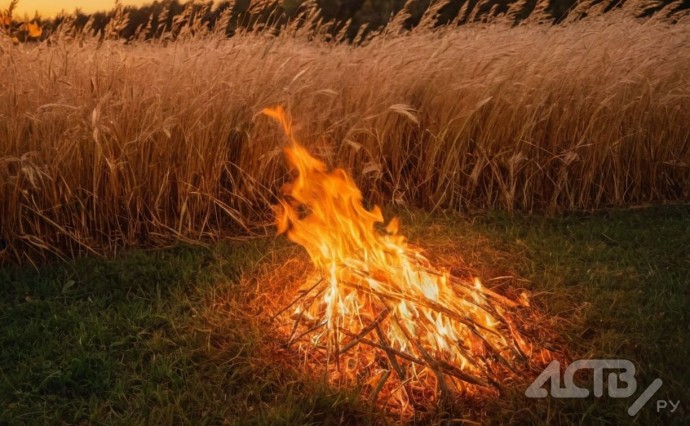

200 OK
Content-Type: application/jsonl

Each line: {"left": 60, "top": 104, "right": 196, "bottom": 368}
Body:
{"left": 264, "top": 106, "right": 528, "bottom": 406}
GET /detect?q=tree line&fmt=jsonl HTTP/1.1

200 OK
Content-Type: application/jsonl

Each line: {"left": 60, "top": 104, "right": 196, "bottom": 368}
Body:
{"left": 13, "top": 0, "right": 690, "bottom": 42}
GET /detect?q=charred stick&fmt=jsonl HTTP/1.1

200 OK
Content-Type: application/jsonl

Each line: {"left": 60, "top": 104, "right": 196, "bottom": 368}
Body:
{"left": 375, "top": 323, "right": 418, "bottom": 410}
{"left": 339, "top": 332, "right": 484, "bottom": 386}
{"left": 288, "top": 320, "right": 327, "bottom": 346}
{"left": 271, "top": 277, "right": 324, "bottom": 321}
{"left": 391, "top": 316, "right": 451, "bottom": 397}
{"left": 337, "top": 330, "right": 425, "bottom": 366}
{"left": 375, "top": 324, "right": 407, "bottom": 382}
{"left": 287, "top": 307, "right": 306, "bottom": 343}
{"left": 337, "top": 308, "right": 390, "bottom": 355}
{"left": 433, "top": 357, "right": 491, "bottom": 388}
{"left": 333, "top": 326, "right": 341, "bottom": 371}
{"left": 369, "top": 369, "right": 391, "bottom": 405}
{"left": 287, "top": 287, "right": 328, "bottom": 343}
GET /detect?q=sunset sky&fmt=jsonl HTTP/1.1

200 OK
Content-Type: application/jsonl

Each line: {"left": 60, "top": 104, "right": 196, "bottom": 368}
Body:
{"left": 12, "top": 1, "right": 149, "bottom": 18}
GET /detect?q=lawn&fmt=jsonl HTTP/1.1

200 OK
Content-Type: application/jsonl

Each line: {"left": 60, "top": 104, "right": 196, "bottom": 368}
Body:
{"left": 1, "top": 205, "right": 688, "bottom": 424}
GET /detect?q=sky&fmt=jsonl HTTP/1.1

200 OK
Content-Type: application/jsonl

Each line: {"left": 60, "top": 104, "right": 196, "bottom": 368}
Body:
{"left": 12, "top": 1, "right": 149, "bottom": 18}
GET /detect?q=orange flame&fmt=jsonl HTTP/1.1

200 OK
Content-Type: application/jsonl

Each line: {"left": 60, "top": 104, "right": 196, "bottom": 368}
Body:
{"left": 264, "top": 106, "right": 528, "bottom": 404}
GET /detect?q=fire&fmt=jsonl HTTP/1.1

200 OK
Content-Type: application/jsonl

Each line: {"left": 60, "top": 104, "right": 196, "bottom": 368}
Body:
{"left": 264, "top": 106, "right": 530, "bottom": 409}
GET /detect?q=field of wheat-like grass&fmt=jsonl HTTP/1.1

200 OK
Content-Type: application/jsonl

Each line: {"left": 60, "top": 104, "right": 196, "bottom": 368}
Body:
{"left": 1, "top": 13, "right": 689, "bottom": 263}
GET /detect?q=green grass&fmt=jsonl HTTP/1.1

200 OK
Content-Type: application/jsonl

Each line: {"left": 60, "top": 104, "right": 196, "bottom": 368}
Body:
{"left": 1, "top": 205, "right": 688, "bottom": 424}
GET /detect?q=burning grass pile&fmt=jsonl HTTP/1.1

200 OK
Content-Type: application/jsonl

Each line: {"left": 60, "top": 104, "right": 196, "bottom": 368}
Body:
{"left": 256, "top": 237, "right": 562, "bottom": 419}
{"left": 261, "top": 107, "right": 558, "bottom": 415}
{"left": 258, "top": 225, "right": 561, "bottom": 419}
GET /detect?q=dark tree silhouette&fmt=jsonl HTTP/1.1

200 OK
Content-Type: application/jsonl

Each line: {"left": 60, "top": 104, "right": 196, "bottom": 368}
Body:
{"left": 33, "top": 0, "right": 690, "bottom": 41}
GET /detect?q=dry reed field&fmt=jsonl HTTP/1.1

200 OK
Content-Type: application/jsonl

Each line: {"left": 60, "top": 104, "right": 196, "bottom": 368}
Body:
{"left": 1, "top": 11, "right": 689, "bottom": 264}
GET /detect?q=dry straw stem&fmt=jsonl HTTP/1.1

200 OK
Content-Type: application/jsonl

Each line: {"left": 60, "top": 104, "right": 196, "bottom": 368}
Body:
{"left": 1, "top": 12, "right": 689, "bottom": 263}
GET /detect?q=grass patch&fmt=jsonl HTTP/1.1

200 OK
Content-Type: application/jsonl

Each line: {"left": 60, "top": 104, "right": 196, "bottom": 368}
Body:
{"left": 1, "top": 205, "right": 688, "bottom": 424}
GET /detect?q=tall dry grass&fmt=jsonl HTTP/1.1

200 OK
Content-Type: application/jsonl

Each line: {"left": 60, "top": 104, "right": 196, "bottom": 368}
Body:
{"left": 1, "top": 12, "right": 689, "bottom": 264}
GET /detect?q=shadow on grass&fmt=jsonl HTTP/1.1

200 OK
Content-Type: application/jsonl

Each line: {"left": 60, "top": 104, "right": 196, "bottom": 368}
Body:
{"left": 0, "top": 240, "right": 373, "bottom": 425}
{"left": 1, "top": 204, "right": 688, "bottom": 424}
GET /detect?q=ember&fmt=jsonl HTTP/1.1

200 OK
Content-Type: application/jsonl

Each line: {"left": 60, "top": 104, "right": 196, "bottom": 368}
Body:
{"left": 264, "top": 106, "right": 532, "bottom": 412}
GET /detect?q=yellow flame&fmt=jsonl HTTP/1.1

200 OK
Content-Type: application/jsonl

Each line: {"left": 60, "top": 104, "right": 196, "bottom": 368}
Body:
{"left": 264, "top": 106, "right": 525, "bottom": 395}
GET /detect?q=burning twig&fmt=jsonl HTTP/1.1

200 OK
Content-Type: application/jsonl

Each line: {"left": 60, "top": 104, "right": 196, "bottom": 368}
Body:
{"left": 288, "top": 320, "right": 326, "bottom": 347}
{"left": 337, "top": 308, "right": 390, "bottom": 356}
{"left": 270, "top": 277, "right": 324, "bottom": 321}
